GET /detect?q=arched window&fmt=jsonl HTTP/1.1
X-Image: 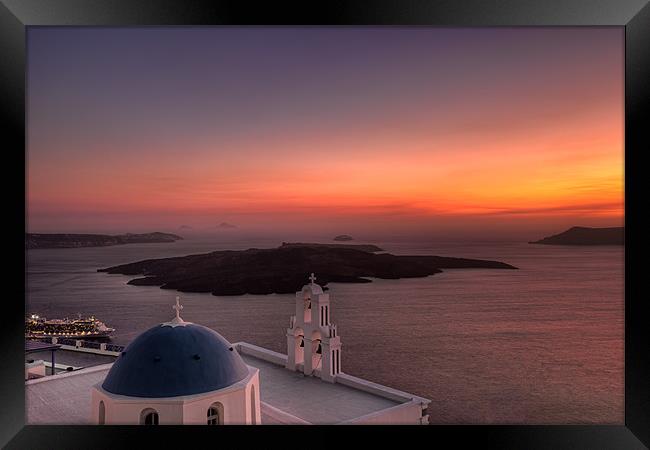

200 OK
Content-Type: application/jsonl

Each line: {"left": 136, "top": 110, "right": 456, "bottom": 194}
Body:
{"left": 207, "top": 407, "right": 219, "bottom": 425}
{"left": 98, "top": 401, "right": 105, "bottom": 425}
{"left": 207, "top": 402, "right": 224, "bottom": 425}
{"left": 140, "top": 408, "right": 159, "bottom": 425}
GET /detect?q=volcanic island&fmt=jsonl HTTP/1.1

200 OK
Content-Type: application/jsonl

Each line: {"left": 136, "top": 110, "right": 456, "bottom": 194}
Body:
{"left": 98, "top": 242, "right": 517, "bottom": 296}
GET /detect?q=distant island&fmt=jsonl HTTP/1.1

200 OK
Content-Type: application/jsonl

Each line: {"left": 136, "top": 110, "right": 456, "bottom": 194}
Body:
{"left": 529, "top": 226, "right": 624, "bottom": 246}
{"left": 26, "top": 232, "right": 183, "bottom": 249}
{"left": 333, "top": 235, "right": 354, "bottom": 241}
{"left": 216, "top": 222, "right": 237, "bottom": 229}
{"left": 98, "top": 242, "right": 516, "bottom": 296}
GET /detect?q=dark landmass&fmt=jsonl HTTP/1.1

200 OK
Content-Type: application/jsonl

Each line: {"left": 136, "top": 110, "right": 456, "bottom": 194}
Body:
{"left": 529, "top": 226, "right": 624, "bottom": 246}
{"left": 98, "top": 243, "right": 517, "bottom": 296}
{"left": 216, "top": 222, "right": 237, "bottom": 229}
{"left": 333, "top": 234, "right": 354, "bottom": 241}
{"left": 26, "top": 232, "right": 183, "bottom": 249}
{"left": 281, "top": 242, "right": 383, "bottom": 252}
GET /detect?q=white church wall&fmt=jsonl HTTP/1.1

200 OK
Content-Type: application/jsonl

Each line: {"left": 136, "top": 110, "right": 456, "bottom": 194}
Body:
{"left": 341, "top": 401, "right": 427, "bottom": 425}
{"left": 91, "top": 387, "right": 184, "bottom": 425}
{"left": 180, "top": 368, "right": 259, "bottom": 424}
{"left": 260, "top": 402, "right": 311, "bottom": 424}
{"left": 90, "top": 366, "right": 260, "bottom": 425}
{"left": 247, "top": 375, "right": 262, "bottom": 425}
{"left": 234, "top": 342, "right": 287, "bottom": 366}
{"left": 336, "top": 373, "right": 430, "bottom": 405}
{"left": 181, "top": 388, "right": 246, "bottom": 424}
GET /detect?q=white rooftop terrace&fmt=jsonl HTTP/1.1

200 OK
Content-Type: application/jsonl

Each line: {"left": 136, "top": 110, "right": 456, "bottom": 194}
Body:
{"left": 26, "top": 343, "right": 429, "bottom": 425}
{"left": 27, "top": 364, "right": 112, "bottom": 425}
{"left": 239, "top": 353, "right": 399, "bottom": 424}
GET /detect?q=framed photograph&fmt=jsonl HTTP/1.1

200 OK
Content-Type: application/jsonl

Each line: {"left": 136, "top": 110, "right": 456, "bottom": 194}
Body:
{"left": 1, "top": 1, "right": 648, "bottom": 448}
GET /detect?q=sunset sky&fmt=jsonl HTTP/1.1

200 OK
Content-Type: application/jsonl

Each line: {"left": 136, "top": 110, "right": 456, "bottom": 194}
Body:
{"left": 27, "top": 27, "right": 624, "bottom": 240}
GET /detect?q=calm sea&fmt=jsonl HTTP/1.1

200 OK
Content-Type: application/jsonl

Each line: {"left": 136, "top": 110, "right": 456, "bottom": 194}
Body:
{"left": 26, "top": 237, "right": 624, "bottom": 424}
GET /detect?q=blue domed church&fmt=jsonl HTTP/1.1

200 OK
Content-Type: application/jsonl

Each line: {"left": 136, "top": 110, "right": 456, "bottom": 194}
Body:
{"left": 91, "top": 298, "right": 261, "bottom": 425}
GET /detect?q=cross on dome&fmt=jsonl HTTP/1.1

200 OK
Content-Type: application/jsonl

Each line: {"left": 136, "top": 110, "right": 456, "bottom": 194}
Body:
{"left": 173, "top": 296, "right": 184, "bottom": 319}
{"left": 161, "top": 296, "right": 189, "bottom": 327}
{"left": 309, "top": 273, "right": 317, "bottom": 285}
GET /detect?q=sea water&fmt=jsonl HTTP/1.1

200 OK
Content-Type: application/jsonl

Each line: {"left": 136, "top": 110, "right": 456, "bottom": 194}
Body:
{"left": 26, "top": 237, "right": 623, "bottom": 424}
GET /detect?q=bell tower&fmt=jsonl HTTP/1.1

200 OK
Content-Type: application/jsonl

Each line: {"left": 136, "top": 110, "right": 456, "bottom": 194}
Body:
{"left": 286, "top": 273, "right": 342, "bottom": 382}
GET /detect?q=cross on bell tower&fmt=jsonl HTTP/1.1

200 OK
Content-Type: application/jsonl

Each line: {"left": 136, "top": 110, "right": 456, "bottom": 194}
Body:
{"left": 309, "top": 273, "right": 316, "bottom": 285}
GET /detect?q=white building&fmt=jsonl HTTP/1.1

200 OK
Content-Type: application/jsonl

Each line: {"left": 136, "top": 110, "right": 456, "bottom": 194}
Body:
{"left": 27, "top": 276, "right": 430, "bottom": 425}
{"left": 90, "top": 298, "right": 261, "bottom": 425}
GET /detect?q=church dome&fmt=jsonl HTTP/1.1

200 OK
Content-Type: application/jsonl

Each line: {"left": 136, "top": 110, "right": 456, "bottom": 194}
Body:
{"left": 102, "top": 321, "right": 249, "bottom": 398}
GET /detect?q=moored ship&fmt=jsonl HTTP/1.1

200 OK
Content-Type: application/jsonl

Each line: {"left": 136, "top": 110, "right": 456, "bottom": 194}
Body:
{"left": 26, "top": 314, "right": 115, "bottom": 339}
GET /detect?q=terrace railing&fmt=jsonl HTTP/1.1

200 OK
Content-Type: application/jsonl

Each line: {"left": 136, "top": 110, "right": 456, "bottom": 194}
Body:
{"left": 28, "top": 337, "right": 125, "bottom": 355}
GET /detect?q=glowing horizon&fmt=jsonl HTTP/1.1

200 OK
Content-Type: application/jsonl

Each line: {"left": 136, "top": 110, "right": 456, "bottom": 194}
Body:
{"left": 27, "top": 28, "right": 624, "bottom": 240}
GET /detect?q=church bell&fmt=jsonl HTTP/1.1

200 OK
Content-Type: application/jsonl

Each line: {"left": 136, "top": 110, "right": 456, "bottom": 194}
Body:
{"left": 299, "top": 339, "right": 304, "bottom": 347}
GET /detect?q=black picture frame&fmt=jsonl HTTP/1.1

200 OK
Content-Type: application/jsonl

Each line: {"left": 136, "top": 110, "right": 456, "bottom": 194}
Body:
{"left": 1, "top": 1, "right": 648, "bottom": 448}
